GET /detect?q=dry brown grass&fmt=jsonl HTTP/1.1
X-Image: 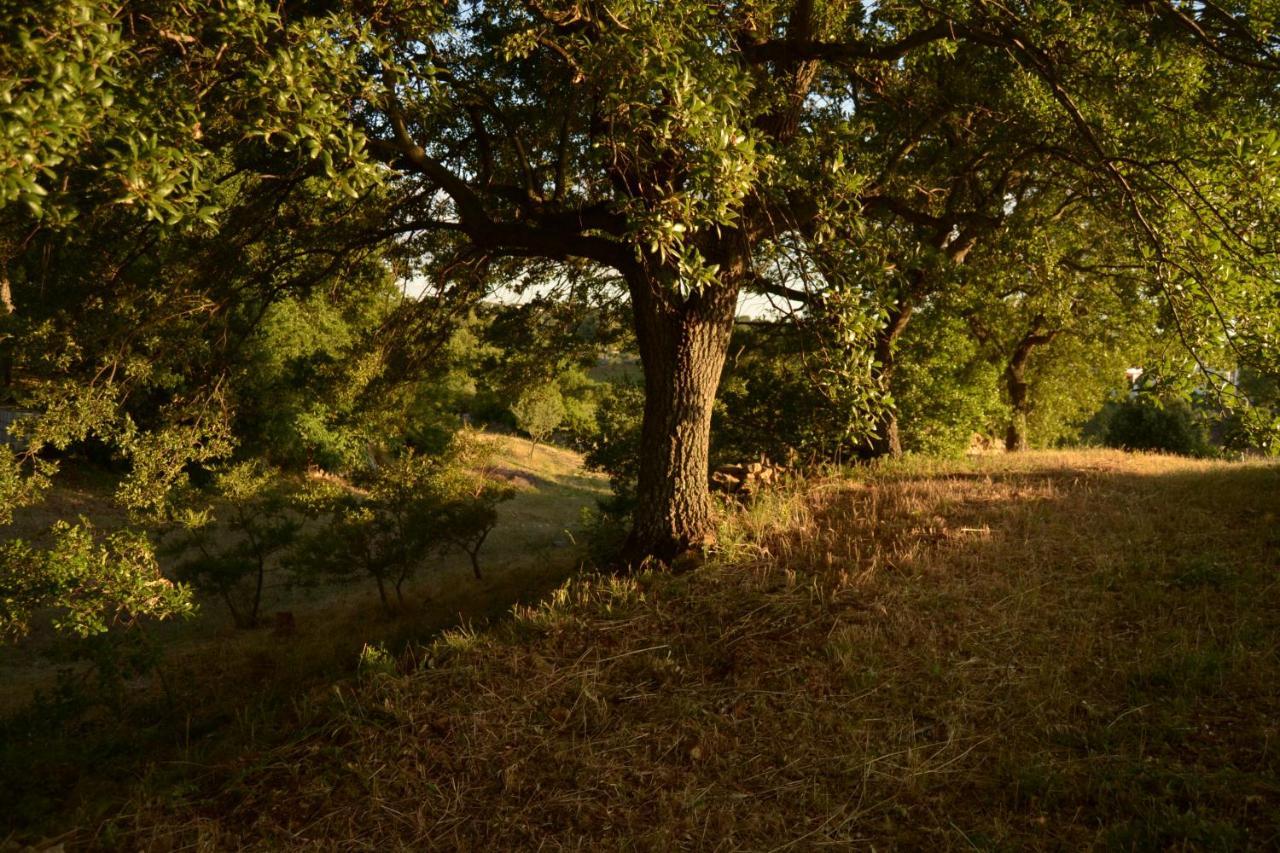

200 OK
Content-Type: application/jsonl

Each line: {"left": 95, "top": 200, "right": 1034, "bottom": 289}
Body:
{"left": 65, "top": 451, "right": 1280, "bottom": 848}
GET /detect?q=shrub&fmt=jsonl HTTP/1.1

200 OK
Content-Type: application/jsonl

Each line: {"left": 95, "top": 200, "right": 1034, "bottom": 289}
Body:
{"left": 1104, "top": 396, "right": 1213, "bottom": 457}
{"left": 583, "top": 383, "right": 644, "bottom": 505}
{"left": 714, "top": 322, "right": 883, "bottom": 465}
{"left": 1, "top": 519, "right": 192, "bottom": 643}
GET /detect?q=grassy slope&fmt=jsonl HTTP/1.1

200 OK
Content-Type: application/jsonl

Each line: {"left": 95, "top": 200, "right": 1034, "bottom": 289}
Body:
{"left": 0, "top": 435, "right": 609, "bottom": 839}
{"left": 109, "top": 449, "right": 1280, "bottom": 851}
{"left": 0, "top": 435, "right": 607, "bottom": 711}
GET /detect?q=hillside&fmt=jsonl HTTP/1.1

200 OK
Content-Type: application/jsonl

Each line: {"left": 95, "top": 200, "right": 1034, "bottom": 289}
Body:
{"left": 97, "top": 450, "right": 1280, "bottom": 850}
{"left": 0, "top": 434, "right": 609, "bottom": 711}
{"left": 0, "top": 435, "right": 614, "bottom": 840}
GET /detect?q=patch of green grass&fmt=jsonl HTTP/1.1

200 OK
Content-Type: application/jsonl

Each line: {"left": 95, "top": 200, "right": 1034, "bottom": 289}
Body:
{"left": 1126, "top": 644, "right": 1236, "bottom": 700}
{"left": 1168, "top": 556, "right": 1240, "bottom": 591}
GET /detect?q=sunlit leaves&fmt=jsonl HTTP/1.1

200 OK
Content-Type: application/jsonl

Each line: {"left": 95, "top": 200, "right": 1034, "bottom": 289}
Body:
{"left": 1, "top": 0, "right": 382, "bottom": 225}
{"left": 0, "top": 520, "right": 192, "bottom": 642}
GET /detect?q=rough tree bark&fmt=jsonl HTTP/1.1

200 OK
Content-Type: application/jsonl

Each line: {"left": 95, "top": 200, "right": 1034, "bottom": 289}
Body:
{"left": 625, "top": 264, "right": 742, "bottom": 562}
{"left": 619, "top": 1, "right": 815, "bottom": 562}
{"left": 1004, "top": 318, "right": 1059, "bottom": 452}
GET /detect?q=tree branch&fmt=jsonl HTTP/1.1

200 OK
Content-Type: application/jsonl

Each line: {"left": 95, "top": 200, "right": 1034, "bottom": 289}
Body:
{"left": 743, "top": 21, "right": 958, "bottom": 66}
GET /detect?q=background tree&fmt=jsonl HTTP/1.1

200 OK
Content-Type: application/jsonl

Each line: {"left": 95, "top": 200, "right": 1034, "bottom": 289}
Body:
{"left": 957, "top": 207, "right": 1158, "bottom": 451}
{"left": 893, "top": 308, "right": 1008, "bottom": 456}
{"left": 714, "top": 316, "right": 881, "bottom": 466}
{"left": 512, "top": 383, "right": 567, "bottom": 458}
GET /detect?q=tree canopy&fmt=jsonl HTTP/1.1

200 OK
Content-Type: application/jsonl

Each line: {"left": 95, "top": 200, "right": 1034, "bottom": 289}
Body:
{"left": 337, "top": 0, "right": 1280, "bottom": 555}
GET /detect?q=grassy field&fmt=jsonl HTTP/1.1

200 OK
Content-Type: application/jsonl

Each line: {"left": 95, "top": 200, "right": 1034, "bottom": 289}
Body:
{"left": 8, "top": 449, "right": 1280, "bottom": 849}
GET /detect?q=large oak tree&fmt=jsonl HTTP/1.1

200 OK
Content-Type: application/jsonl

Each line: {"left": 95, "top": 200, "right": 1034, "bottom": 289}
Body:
{"left": 346, "top": 0, "right": 1279, "bottom": 558}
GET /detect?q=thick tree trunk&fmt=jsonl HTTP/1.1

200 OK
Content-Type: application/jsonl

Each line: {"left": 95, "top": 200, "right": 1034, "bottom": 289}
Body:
{"left": 1005, "top": 363, "right": 1030, "bottom": 452}
{"left": 866, "top": 299, "right": 915, "bottom": 459}
{"left": 625, "top": 266, "right": 741, "bottom": 563}
{"left": 1004, "top": 320, "right": 1059, "bottom": 453}
{"left": 871, "top": 410, "right": 904, "bottom": 458}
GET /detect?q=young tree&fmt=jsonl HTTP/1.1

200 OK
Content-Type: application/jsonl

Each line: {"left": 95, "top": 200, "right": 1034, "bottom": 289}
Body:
{"left": 512, "top": 383, "right": 566, "bottom": 457}
{"left": 294, "top": 437, "right": 514, "bottom": 612}
{"left": 431, "top": 430, "right": 517, "bottom": 579}
{"left": 166, "top": 463, "right": 300, "bottom": 629}
{"left": 296, "top": 454, "right": 445, "bottom": 614}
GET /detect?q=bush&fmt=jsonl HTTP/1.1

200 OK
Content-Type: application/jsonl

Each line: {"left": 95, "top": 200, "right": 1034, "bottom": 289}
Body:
{"left": 1, "top": 520, "right": 192, "bottom": 643}
{"left": 1103, "top": 396, "right": 1213, "bottom": 457}
{"left": 714, "top": 323, "right": 882, "bottom": 465}
{"left": 583, "top": 383, "right": 644, "bottom": 505}
{"left": 556, "top": 366, "right": 610, "bottom": 450}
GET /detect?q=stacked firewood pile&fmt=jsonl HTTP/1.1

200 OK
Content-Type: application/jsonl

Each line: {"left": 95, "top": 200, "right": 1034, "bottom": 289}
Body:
{"left": 710, "top": 456, "right": 789, "bottom": 495}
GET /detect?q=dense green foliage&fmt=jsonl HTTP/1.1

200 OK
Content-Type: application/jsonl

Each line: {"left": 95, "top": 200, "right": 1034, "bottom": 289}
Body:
{"left": 715, "top": 318, "right": 884, "bottom": 464}
{"left": 584, "top": 383, "right": 645, "bottom": 500}
{"left": 894, "top": 309, "right": 1008, "bottom": 455}
{"left": 1, "top": 0, "right": 376, "bottom": 223}
{"left": 1103, "top": 395, "right": 1214, "bottom": 457}
{"left": 0, "top": 519, "right": 190, "bottom": 642}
